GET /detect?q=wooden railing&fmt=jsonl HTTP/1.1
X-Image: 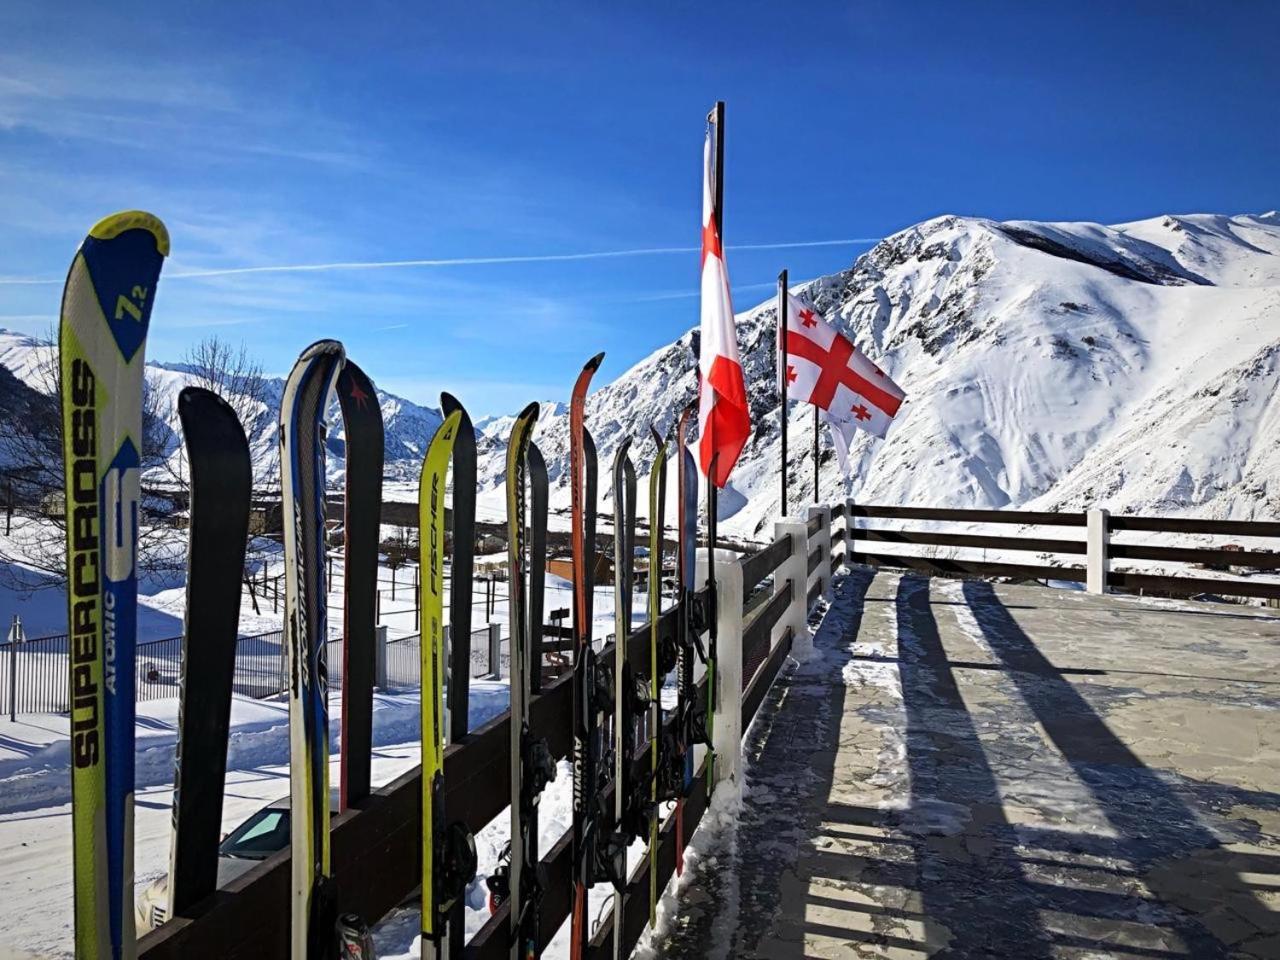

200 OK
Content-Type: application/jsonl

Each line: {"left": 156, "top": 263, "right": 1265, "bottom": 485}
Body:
{"left": 832, "top": 503, "right": 1280, "bottom": 603}
{"left": 139, "top": 507, "right": 834, "bottom": 960}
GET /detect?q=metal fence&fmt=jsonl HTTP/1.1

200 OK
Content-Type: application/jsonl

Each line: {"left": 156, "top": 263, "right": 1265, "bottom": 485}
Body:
{"left": 383, "top": 625, "right": 505, "bottom": 692}
{"left": 0, "top": 625, "right": 506, "bottom": 717}
{"left": 0, "top": 630, "right": 346, "bottom": 717}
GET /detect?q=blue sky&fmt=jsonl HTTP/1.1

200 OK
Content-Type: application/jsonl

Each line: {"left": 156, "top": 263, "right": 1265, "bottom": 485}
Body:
{"left": 1, "top": 1, "right": 1276, "bottom": 415}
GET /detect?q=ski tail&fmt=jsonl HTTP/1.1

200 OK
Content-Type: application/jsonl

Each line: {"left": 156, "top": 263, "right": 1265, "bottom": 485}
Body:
{"left": 280, "top": 339, "right": 346, "bottom": 960}
{"left": 169, "top": 387, "right": 251, "bottom": 918}
{"left": 60, "top": 210, "right": 168, "bottom": 960}
{"left": 337, "top": 360, "right": 385, "bottom": 812}
{"left": 420, "top": 410, "right": 465, "bottom": 958}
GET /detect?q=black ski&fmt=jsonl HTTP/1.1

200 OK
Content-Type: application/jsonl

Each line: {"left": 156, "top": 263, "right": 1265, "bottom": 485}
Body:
{"left": 168, "top": 387, "right": 251, "bottom": 918}
{"left": 439, "top": 392, "right": 477, "bottom": 960}
{"left": 495, "top": 403, "right": 557, "bottom": 960}
{"left": 607, "top": 438, "right": 640, "bottom": 959}
{"left": 670, "top": 401, "right": 707, "bottom": 873}
{"left": 527, "top": 442, "right": 548, "bottom": 695}
{"left": 337, "top": 360, "right": 384, "bottom": 812}
{"left": 439, "top": 393, "right": 476, "bottom": 741}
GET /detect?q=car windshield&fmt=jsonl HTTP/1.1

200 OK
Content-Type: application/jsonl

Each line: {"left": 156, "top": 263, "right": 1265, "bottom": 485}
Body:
{"left": 218, "top": 808, "right": 289, "bottom": 860}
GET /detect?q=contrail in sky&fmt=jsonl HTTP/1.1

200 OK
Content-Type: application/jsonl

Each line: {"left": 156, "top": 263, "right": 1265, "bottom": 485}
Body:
{"left": 0, "top": 237, "right": 878, "bottom": 285}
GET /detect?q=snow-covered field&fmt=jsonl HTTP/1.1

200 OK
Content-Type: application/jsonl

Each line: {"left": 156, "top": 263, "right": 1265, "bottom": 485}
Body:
{"left": 0, "top": 680, "right": 513, "bottom": 960}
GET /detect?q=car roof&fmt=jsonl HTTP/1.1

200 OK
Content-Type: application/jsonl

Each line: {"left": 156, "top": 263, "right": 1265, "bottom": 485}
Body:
{"left": 261, "top": 790, "right": 341, "bottom": 813}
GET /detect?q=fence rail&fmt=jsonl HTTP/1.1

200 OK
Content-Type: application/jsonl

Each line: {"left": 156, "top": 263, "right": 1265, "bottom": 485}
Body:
{"left": 837, "top": 501, "right": 1280, "bottom": 603}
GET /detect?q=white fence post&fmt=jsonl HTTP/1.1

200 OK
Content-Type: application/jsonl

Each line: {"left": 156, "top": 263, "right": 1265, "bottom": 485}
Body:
{"left": 374, "top": 625, "right": 388, "bottom": 688}
{"left": 1087, "top": 508, "right": 1110, "bottom": 595}
{"left": 808, "top": 504, "right": 833, "bottom": 601}
{"left": 774, "top": 517, "right": 811, "bottom": 661}
{"left": 696, "top": 548, "right": 744, "bottom": 793}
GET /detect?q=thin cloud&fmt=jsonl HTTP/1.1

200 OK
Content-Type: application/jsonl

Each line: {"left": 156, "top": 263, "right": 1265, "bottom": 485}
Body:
{"left": 0, "top": 237, "right": 879, "bottom": 286}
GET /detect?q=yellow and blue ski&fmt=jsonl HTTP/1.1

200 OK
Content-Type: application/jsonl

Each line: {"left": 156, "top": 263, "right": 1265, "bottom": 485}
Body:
{"left": 59, "top": 210, "right": 169, "bottom": 960}
{"left": 279, "top": 339, "right": 346, "bottom": 960}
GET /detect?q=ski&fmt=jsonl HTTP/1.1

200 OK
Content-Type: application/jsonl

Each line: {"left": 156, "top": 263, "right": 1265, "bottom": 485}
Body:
{"left": 671, "top": 401, "right": 707, "bottom": 875}
{"left": 439, "top": 391, "right": 477, "bottom": 960}
{"left": 568, "top": 352, "right": 605, "bottom": 960}
{"left": 419, "top": 410, "right": 478, "bottom": 960}
{"left": 608, "top": 438, "right": 639, "bottom": 960}
{"left": 439, "top": 393, "right": 477, "bottom": 741}
{"left": 504, "top": 402, "right": 556, "bottom": 960}
{"left": 527, "top": 440, "right": 548, "bottom": 697}
{"left": 337, "top": 360, "right": 384, "bottom": 812}
{"left": 645, "top": 425, "right": 670, "bottom": 927}
{"left": 169, "top": 387, "right": 251, "bottom": 918}
{"left": 59, "top": 210, "right": 168, "bottom": 960}
{"left": 280, "top": 339, "right": 347, "bottom": 960}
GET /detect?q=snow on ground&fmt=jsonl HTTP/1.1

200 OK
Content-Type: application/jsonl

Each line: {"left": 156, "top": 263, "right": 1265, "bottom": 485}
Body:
{"left": 0, "top": 681, "right": 510, "bottom": 960}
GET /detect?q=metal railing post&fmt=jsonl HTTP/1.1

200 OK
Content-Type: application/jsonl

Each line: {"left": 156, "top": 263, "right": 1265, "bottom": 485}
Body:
{"left": 695, "top": 548, "right": 744, "bottom": 795}
{"left": 773, "top": 518, "right": 811, "bottom": 661}
{"left": 488, "top": 622, "right": 502, "bottom": 679}
{"left": 374, "top": 625, "right": 388, "bottom": 689}
{"left": 1087, "top": 508, "right": 1110, "bottom": 595}
{"left": 7, "top": 615, "right": 20, "bottom": 722}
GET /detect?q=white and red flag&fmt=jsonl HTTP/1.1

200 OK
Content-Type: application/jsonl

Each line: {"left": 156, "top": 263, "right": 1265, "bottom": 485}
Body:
{"left": 697, "top": 130, "right": 751, "bottom": 487}
{"left": 778, "top": 292, "right": 905, "bottom": 440}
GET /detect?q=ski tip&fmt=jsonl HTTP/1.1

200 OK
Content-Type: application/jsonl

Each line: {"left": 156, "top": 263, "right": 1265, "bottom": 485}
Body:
{"left": 516, "top": 400, "right": 541, "bottom": 423}
{"left": 649, "top": 423, "right": 664, "bottom": 448}
{"left": 440, "top": 391, "right": 470, "bottom": 424}
{"left": 178, "top": 385, "right": 233, "bottom": 414}
{"left": 583, "top": 351, "right": 605, "bottom": 372}
{"left": 298, "top": 338, "right": 346, "bottom": 361}
{"left": 615, "top": 435, "right": 632, "bottom": 459}
{"left": 87, "top": 210, "right": 170, "bottom": 256}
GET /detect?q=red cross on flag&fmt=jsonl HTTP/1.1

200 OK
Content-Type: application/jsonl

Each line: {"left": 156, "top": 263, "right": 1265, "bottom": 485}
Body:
{"left": 778, "top": 292, "right": 905, "bottom": 439}
{"left": 697, "top": 130, "right": 751, "bottom": 487}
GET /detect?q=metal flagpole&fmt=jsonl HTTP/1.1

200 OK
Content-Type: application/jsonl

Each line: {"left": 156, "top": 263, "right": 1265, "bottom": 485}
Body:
{"left": 813, "top": 405, "right": 820, "bottom": 504}
{"left": 705, "top": 100, "right": 725, "bottom": 790}
{"left": 778, "top": 269, "right": 788, "bottom": 518}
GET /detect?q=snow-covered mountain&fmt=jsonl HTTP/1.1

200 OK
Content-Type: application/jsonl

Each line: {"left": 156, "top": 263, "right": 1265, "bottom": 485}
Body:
{"left": 473, "top": 211, "right": 1280, "bottom": 537}
{"left": 3, "top": 210, "right": 1278, "bottom": 539}
{"left": 0, "top": 331, "right": 445, "bottom": 486}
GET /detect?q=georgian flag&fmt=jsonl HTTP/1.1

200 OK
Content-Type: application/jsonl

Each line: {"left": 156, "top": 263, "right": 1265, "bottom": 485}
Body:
{"left": 778, "top": 291, "right": 905, "bottom": 440}
{"left": 697, "top": 131, "right": 751, "bottom": 487}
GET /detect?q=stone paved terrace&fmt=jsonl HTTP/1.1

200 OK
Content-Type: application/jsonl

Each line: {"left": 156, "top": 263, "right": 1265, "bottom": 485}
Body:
{"left": 649, "top": 567, "right": 1280, "bottom": 960}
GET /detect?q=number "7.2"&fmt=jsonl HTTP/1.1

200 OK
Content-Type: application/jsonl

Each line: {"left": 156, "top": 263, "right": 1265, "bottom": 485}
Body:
{"left": 114, "top": 285, "right": 149, "bottom": 322}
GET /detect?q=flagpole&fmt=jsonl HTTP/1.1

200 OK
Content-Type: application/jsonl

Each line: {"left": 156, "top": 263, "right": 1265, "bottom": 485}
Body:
{"left": 705, "top": 100, "right": 724, "bottom": 789}
{"left": 813, "top": 405, "right": 820, "bottom": 504}
{"left": 778, "top": 269, "right": 788, "bottom": 518}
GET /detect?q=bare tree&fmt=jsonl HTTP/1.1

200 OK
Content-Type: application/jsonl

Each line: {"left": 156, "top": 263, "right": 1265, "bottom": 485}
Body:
{"left": 0, "top": 328, "right": 178, "bottom": 589}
